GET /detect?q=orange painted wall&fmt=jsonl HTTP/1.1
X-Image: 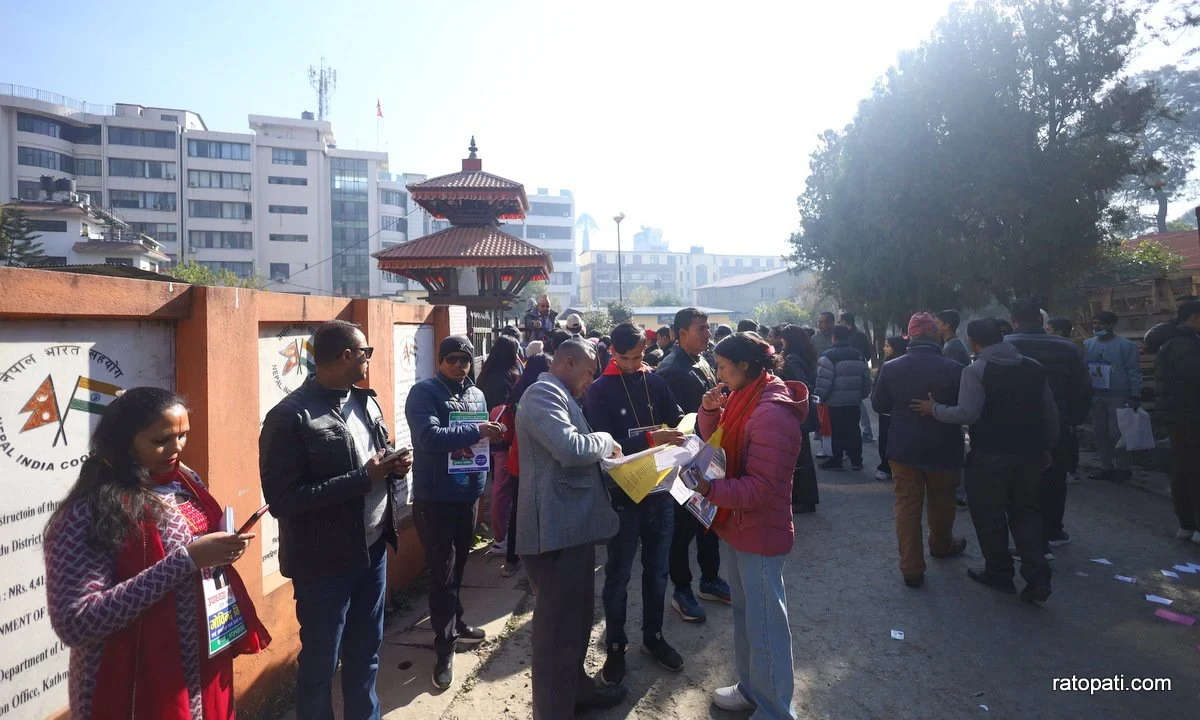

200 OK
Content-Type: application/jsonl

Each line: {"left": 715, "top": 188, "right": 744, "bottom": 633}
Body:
{"left": 0, "top": 267, "right": 451, "bottom": 718}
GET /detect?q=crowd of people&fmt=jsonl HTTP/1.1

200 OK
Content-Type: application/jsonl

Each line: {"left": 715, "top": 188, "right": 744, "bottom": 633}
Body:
{"left": 37, "top": 292, "right": 1200, "bottom": 720}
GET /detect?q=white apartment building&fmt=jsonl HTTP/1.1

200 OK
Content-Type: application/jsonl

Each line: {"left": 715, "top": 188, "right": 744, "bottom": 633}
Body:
{"left": 501, "top": 188, "right": 576, "bottom": 309}
{"left": 578, "top": 246, "right": 787, "bottom": 306}
{"left": 1, "top": 196, "right": 169, "bottom": 271}
{"left": 0, "top": 83, "right": 427, "bottom": 297}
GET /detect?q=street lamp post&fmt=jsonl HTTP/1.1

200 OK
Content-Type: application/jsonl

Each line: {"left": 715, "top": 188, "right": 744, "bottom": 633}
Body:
{"left": 614, "top": 212, "right": 625, "bottom": 305}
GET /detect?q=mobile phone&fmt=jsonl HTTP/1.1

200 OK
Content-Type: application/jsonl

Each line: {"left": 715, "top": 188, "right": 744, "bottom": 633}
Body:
{"left": 384, "top": 446, "right": 412, "bottom": 462}
{"left": 237, "top": 504, "right": 270, "bottom": 534}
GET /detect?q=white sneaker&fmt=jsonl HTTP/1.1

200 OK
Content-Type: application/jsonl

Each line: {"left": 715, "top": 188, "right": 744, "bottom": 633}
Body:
{"left": 490, "top": 540, "right": 507, "bottom": 554}
{"left": 1191, "top": 532, "right": 1200, "bottom": 546}
{"left": 1065, "top": 471, "right": 1081, "bottom": 485}
{"left": 712, "top": 685, "right": 756, "bottom": 712}
{"left": 874, "top": 470, "right": 891, "bottom": 481}
{"left": 1176, "top": 528, "right": 1195, "bottom": 540}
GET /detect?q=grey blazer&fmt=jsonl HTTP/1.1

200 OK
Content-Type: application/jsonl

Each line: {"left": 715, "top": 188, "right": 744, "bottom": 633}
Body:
{"left": 515, "top": 372, "right": 618, "bottom": 555}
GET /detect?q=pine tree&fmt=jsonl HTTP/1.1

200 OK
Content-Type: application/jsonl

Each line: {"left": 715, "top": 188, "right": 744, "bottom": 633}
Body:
{"left": 0, "top": 209, "right": 45, "bottom": 267}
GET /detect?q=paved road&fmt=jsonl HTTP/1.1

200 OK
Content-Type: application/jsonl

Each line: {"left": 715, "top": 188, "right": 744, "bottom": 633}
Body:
{"left": 308, "top": 440, "right": 1200, "bottom": 720}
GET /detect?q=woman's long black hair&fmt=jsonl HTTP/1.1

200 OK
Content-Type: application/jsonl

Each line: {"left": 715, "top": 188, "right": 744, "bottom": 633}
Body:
{"left": 45, "top": 386, "right": 188, "bottom": 553}
{"left": 478, "top": 335, "right": 522, "bottom": 387}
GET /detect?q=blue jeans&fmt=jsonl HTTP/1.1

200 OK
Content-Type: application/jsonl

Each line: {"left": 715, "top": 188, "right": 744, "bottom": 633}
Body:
{"left": 293, "top": 537, "right": 387, "bottom": 720}
{"left": 602, "top": 490, "right": 674, "bottom": 646}
{"left": 726, "top": 542, "right": 797, "bottom": 720}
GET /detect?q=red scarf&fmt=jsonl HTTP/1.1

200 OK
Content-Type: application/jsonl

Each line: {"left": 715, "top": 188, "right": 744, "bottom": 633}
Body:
{"left": 601, "top": 357, "right": 650, "bottom": 376}
{"left": 91, "top": 466, "right": 271, "bottom": 720}
{"left": 711, "top": 373, "right": 769, "bottom": 531}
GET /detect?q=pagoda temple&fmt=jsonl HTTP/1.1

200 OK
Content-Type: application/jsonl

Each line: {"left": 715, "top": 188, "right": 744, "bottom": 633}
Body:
{"left": 373, "top": 139, "right": 551, "bottom": 324}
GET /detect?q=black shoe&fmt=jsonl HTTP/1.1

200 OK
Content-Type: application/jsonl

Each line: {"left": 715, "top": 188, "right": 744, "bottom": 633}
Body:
{"left": 819, "top": 459, "right": 843, "bottom": 471}
{"left": 432, "top": 652, "right": 454, "bottom": 690}
{"left": 967, "top": 568, "right": 1016, "bottom": 594}
{"left": 1021, "top": 583, "right": 1052, "bottom": 604}
{"left": 575, "top": 684, "right": 628, "bottom": 715}
{"left": 931, "top": 537, "right": 967, "bottom": 559}
{"left": 600, "top": 644, "right": 626, "bottom": 686}
{"left": 643, "top": 633, "right": 684, "bottom": 672}
{"left": 850, "top": 462, "right": 864, "bottom": 471}
{"left": 904, "top": 575, "right": 924, "bottom": 588}
{"left": 792, "top": 503, "right": 817, "bottom": 514}
{"left": 456, "top": 625, "right": 486, "bottom": 646}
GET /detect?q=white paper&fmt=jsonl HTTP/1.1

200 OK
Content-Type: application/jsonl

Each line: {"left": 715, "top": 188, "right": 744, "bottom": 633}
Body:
{"left": 1161, "top": 570, "right": 1180, "bottom": 579}
{"left": 1090, "top": 558, "right": 1114, "bottom": 565}
{"left": 1187, "top": 563, "right": 1200, "bottom": 572}
{"left": 653, "top": 435, "right": 705, "bottom": 472}
{"left": 668, "top": 476, "right": 695, "bottom": 505}
{"left": 890, "top": 629, "right": 904, "bottom": 640}
{"left": 1114, "top": 575, "right": 1136, "bottom": 584}
{"left": 1173, "top": 564, "right": 1198, "bottom": 574}
{"left": 1146, "top": 594, "right": 1173, "bottom": 606}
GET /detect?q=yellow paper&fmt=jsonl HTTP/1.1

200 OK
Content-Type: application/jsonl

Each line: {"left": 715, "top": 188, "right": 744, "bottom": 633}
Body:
{"left": 675, "top": 413, "right": 697, "bottom": 435}
{"left": 607, "top": 452, "right": 673, "bottom": 503}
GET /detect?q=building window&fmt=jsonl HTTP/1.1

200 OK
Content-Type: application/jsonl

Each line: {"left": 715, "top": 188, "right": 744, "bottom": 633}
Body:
{"left": 379, "top": 189, "right": 406, "bottom": 207}
{"left": 549, "top": 272, "right": 573, "bottom": 285}
{"left": 129, "top": 222, "right": 177, "bottom": 244}
{"left": 197, "top": 261, "right": 254, "bottom": 278}
{"left": 761, "top": 287, "right": 775, "bottom": 299}
{"left": 188, "top": 200, "right": 252, "bottom": 219}
{"left": 72, "top": 125, "right": 102, "bottom": 145}
{"left": 18, "top": 146, "right": 74, "bottom": 173}
{"left": 382, "top": 271, "right": 406, "bottom": 284}
{"left": 548, "top": 249, "right": 574, "bottom": 263}
{"left": 17, "top": 113, "right": 63, "bottom": 138}
{"left": 269, "top": 263, "right": 290, "bottom": 281}
{"left": 17, "top": 180, "right": 41, "bottom": 201}
{"left": 104, "top": 257, "right": 134, "bottom": 266}
{"left": 72, "top": 158, "right": 101, "bottom": 176}
{"left": 41, "top": 256, "right": 68, "bottom": 266}
{"left": 595, "top": 254, "right": 606, "bottom": 264}
{"left": 271, "top": 148, "right": 308, "bottom": 166}
{"left": 525, "top": 225, "right": 572, "bottom": 240}
{"left": 110, "top": 158, "right": 177, "bottom": 179}
{"left": 331, "top": 158, "right": 370, "bottom": 297}
{"left": 160, "top": 114, "right": 179, "bottom": 122}
{"left": 188, "top": 170, "right": 250, "bottom": 189}
{"left": 28, "top": 220, "right": 68, "bottom": 233}
{"left": 188, "top": 140, "right": 251, "bottom": 160}
{"left": 268, "top": 205, "right": 307, "bottom": 215}
{"left": 269, "top": 233, "right": 308, "bottom": 242}
{"left": 753, "top": 258, "right": 761, "bottom": 267}
{"left": 268, "top": 176, "right": 307, "bottom": 186}
{"left": 381, "top": 215, "right": 407, "bottom": 232}
{"left": 736, "top": 258, "right": 743, "bottom": 267}
{"left": 109, "top": 127, "right": 176, "bottom": 149}
{"left": 528, "top": 201, "right": 571, "bottom": 217}
{"left": 110, "top": 190, "right": 177, "bottom": 211}
{"left": 189, "top": 230, "right": 252, "bottom": 249}
{"left": 767, "top": 258, "right": 776, "bottom": 267}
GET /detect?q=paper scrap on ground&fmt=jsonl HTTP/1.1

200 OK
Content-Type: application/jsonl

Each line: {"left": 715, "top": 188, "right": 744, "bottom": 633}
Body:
{"left": 1173, "top": 564, "right": 1198, "bottom": 574}
{"left": 602, "top": 446, "right": 672, "bottom": 503}
{"left": 1074, "top": 571, "right": 1089, "bottom": 577}
{"left": 1161, "top": 570, "right": 1181, "bottom": 579}
{"left": 1146, "top": 594, "right": 1173, "bottom": 606}
{"left": 1188, "top": 563, "right": 1200, "bottom": 572}
{"left": 890, "top": 630, "right": 904, "bottom": 640}
{"left": 979, "top": 706, "right": 989, "bottom": 712}
{"left": 1090, "top": 558, "right": 1113, "bottom": 565}
{"left": 1154, "top": 609, "right": 1197, "bottom": 626}
{"left": 1114, "top": 575, "right": 1136, "bottom": 584}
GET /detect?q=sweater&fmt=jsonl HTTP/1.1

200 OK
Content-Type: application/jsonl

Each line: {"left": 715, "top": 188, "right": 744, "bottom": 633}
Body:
{"left": 698, "top": 376, "right": 805, "bottom": 556}
{"left": 404, "top": 373, "right": 488, "bottom": 503}
{"left": 584, "top": 362, "right": 685, "bottom": 457}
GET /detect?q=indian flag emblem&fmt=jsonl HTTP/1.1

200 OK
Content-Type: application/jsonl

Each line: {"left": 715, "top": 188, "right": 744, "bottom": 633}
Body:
{"left": 69, "top": 377, "right": 122, "bottom": 415}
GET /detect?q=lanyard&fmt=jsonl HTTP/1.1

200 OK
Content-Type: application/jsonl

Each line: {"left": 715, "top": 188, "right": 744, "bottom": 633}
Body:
{"left": 618, "top": 371, "right": 656, "bottom": 428}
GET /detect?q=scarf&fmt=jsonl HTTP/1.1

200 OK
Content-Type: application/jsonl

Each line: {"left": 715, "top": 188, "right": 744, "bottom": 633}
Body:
{"left": 601, "top": 357, "right": 650, "bottom": 376}
{"left": 91, "top": 465, "right": 271, "bottom": 720}
{"left": 710, "top": 372, "right": 770, "bottom": 531}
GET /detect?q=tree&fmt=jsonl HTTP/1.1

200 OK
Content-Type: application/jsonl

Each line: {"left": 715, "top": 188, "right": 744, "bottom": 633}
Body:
{"left": 789, "top": 0, "right": 1158, "bottom": 325}
{"left": 518, "top": 279, "right": 548, "bottom": 304}
{"left": 626, "top": 285, "right": 655, "bottom": 307}
{"left": 651, "top": 291, "right": 686, "bottom": 307}
{"left": 754, "top": 300, "right": 810, "bottom": 327}
{"left": 580, "top": 308, "right": 614, "bottom": 335}
{"left": 169, "top": 259, "right": 266, "bottom": 288}
{"left": 0, "top": 209, "right": 45, "bottom": 267}
{"left": 576, "top": 214, "right": 599, "bottom": 251}
{"left": 606, "top": 301, "right": 632, "bottom": 325}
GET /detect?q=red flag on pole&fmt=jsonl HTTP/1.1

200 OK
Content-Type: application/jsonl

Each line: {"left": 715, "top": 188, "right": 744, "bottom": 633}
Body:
{"left": 376, "top": 99, "right": 383, "bottom": 119}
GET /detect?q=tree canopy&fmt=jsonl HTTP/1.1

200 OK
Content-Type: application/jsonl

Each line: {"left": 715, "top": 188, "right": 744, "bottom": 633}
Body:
{"left": 0, "top": 209, "right": 46, "bottom": 267}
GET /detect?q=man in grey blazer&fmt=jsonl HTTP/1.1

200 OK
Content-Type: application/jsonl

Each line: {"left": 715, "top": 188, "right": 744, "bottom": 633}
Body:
{"left": 515, "top": 339, "right": 628, "bottom": 718}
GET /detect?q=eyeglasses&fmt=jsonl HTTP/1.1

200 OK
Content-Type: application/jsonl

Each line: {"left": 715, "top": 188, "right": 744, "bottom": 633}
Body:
{"left": 443, "top": 354, "right": 472, "bottom": 366}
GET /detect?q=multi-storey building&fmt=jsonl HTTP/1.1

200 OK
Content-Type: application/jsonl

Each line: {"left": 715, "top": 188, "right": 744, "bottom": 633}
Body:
{"left": 1, "top": 195, "right": 169, "bottom": 271}
{"left": 577, "top": 246, "right": 786, "bottom": 306}
{"left": 0, "top": 83, "right": 428, "bottom": 297}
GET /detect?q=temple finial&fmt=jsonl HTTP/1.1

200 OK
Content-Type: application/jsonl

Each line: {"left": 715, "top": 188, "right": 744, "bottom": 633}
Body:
{"left": 468, "top": 136, "right": 478, "bottom": 158}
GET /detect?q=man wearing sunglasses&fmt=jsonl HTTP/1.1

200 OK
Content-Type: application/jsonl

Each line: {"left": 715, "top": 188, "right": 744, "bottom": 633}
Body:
{"left": 405, "top": 335, "right": 505, "bottom": 690}
{"left": 261, "top": 320, "right": 412, "bottom": 720}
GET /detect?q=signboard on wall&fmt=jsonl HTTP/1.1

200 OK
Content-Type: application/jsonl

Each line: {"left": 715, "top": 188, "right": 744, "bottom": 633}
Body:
{"left": 392, "top": 324, "right": 435, "bottom": 521}
{"left": 0, "top": 320, "right": 175, "bottom": 720}
{"left": 256, "top": 323, "right": 319, "bottom": 593}
{"left": 448, "top": 305, "right": 468, "bottom": 337}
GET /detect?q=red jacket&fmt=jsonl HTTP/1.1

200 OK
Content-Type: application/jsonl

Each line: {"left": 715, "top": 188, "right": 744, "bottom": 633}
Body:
{"left": 699, "top": 376, "right": 806, "bottom": 556}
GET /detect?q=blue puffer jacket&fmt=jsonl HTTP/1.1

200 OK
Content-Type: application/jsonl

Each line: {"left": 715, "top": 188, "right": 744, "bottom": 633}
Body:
{"left": 404, "top": 373, "right": 488, "bottom": 503}
{"left": 814, "top": 345, "right": 872, "bottom": 407}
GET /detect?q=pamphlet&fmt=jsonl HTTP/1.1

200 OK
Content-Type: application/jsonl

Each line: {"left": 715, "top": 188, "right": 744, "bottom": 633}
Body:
{"left": 448, "top": 411, "right": 491, "bottom": 473}
{"left": 603, "top": 446, "right": 674, "bottom": 502}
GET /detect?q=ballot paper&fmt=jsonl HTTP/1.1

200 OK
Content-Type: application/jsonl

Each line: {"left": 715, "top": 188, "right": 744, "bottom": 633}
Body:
{"left": 1146, "top": 594, "right": 1174, "bottom": 606}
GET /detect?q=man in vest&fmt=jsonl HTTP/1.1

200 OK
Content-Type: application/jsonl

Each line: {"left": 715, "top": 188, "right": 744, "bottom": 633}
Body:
{"left": 912, "top": 318, "right": 1059, "bottom": 604}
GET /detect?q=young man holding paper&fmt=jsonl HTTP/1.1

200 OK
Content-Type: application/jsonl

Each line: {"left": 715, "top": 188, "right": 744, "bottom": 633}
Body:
{"left": 585, "top": 322, "right": 688, "bottom": 686}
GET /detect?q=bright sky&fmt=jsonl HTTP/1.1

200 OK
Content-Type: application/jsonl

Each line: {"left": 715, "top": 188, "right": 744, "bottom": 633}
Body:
{"left": 0, "top": 0, "right": 1191, "bottom": 255}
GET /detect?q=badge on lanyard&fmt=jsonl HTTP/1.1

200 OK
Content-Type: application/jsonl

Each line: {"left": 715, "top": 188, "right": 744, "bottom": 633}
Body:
{"left": 203, "top": 567, "right": 246, "bottom": 657}
{"left": 1088, "top": 361, "right": 1111, "bottom": 391}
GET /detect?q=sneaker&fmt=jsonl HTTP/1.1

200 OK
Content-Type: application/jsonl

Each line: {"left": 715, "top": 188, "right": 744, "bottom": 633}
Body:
{"left": 850, "top": 462, "right": 864, "bottom": 471}
{"left": 1046, "top": 532, "right": 1072, "bottom": 548}
{"left": 814, "top": 450, "right": 830, "bottom": 459}
{"left": 600, "top": 644, "right": 626, "bottom": 686}
{"left": 432, "top": 652, "right": 454, "bottom": 689}
{"left": 874, "top": 470, "right": 892, "bottom": 482}
{"left": 671, "top": 588, "right": 707, "bottom": 623}
{"left": 643, "top": 633, "right": 684, "bottom": 672}
{"left": 456, "top": 625, "right": 486, "bottom": 646}
{"left": 500, "top": 558, "right": 521, "bottom": 577}
{"left": 1176, "top": 528, "right": 1196, "bottom": 540}
{"left": 712, "top": 684, "right": 756, "bottom": 712}
{"left": 1065, "top": 470, "right": 1081, "bottom": 485}
{"left": 490, "top": 539, "right": 507, "bottom": 554}
{"left": 697, "top": 579, "right": 732, "bottom": 605}
{"left": 819, "top": 459, "right": 843, "bottom": 471}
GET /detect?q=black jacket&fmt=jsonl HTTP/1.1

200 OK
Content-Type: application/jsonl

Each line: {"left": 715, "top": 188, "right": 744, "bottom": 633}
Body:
{"left": 259, "top": 377, "right": 402, "bottom": 581}
{"left": 1149, "top": 325, "right": 1200, "bottom": 424}
{"left": 1006, "top": 328, "right": 1092, "bottom": 426}
{"left": 654, "top": 346, "right": 717, "bottom": 414}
